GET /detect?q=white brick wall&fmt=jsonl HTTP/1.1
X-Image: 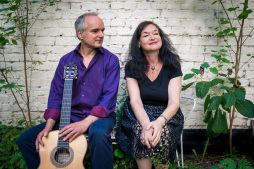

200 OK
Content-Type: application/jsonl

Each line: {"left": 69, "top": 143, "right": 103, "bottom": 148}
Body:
{"left": 0, "top": 0, "right": 253, "bottom": 129}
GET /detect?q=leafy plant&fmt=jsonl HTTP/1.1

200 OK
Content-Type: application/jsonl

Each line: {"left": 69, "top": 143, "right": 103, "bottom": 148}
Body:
{"left": 113, "top": 146, "right": 137, "bottom": 169}
{"left": 182, "top": 0, "right": 254, "bottom": 155}
{"left": 0, "top": 0, "right": 58, "bottom": 127}
{"left": 212, "top": 156, "right": 254, "bottom": 169}
{"left": 0, "top": 119, "right": 28, "bottom": 169}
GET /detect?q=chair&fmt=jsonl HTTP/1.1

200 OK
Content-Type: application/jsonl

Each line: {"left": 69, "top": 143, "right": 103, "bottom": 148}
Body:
{"left": 176, "top": 96, "right": 196, "bottom": 168}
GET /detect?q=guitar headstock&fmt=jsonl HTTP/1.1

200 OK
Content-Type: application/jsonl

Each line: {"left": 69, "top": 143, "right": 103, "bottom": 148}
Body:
{"left": 64, "top": 62, "right": 78, "bottom": 80}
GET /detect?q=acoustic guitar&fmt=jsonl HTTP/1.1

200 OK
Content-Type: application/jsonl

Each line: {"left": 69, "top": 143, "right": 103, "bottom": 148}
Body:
{"left": 39, "top": 62, "right": 87, "bottom": 169}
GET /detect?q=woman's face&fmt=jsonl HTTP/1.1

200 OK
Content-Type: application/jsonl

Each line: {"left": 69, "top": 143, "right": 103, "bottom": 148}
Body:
{"left": 139, "top": 24, "right": 162, "bottom": 53}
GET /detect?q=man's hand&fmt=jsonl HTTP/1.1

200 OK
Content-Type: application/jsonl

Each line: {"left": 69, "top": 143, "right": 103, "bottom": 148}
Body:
{"left": 59, "top": 115, "right": 99, "bottom": 142}
{"left": 36, "top": 119, "right": 56, "bottom": 152}
{"left": 59, "top": 121, "right": 89, "bottom": 142}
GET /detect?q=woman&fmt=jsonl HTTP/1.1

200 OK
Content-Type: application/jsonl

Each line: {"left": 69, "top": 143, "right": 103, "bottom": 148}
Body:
{"left": 116, "top": 21, "right": 184, "bottom": 169}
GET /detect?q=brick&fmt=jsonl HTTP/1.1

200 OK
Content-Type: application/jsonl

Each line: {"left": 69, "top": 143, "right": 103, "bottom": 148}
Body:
{"left": 110, "top": 36, "right": 131, "bottom": 45}
{"left": 116, "top": 11, "right": 132, "bottom": 19}
{"left": 111, "top": 19, "right": 125, "bottom": 27}
{"left": 117, "top": 28, "right": 131, "bottom": 36}
{"left": 124, "top": 2, "right": 137, "bottom": 10}
{"left": 133, "top": 10, "right": 160, "bottom": 19}
{"left": 151, "top": 2, "right": 167, "bottom": 10}
{"left": 192, "top": 37, "right": 218, "bottom": 46}
{"left": 137, "top": 2, "right": 151, "bottom": 10}
{"left": 111, "top": 2, "right": 124, "bottom": 9}
{"left": 57, "top": 2, "right": 71, "bottom": 10}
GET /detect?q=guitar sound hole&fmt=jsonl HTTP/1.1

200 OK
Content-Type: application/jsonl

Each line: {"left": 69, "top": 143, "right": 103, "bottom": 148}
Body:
{"left": 54, "top": 148, "right": 71, "bottom": 164}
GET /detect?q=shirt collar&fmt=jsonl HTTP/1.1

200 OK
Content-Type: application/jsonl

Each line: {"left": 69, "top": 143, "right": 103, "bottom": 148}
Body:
{"left": 74, "top": 43, "right": 105, "bottom": 55}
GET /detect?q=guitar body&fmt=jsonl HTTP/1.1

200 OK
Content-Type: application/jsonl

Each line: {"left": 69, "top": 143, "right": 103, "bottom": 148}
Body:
{"left": 38, "top": 131, "right": 87, "bottom": 169}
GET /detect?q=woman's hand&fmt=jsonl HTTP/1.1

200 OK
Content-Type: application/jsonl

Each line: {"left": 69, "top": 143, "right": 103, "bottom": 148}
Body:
{"left": 140, "top": 124, "right": 154, "bottom": 149}
{"left": 146, "top": 118, "right": 165, "bottom": 147}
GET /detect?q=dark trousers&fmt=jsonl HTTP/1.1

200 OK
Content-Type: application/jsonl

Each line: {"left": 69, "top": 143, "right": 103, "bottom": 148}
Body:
{"left": 17, "top": 116, "right": 115, "bottom": 169}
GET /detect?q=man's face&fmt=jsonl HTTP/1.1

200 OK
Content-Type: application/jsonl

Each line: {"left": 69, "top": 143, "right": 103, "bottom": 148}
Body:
{"left": 78, "top": 16, "right": 105, "bottom": 49}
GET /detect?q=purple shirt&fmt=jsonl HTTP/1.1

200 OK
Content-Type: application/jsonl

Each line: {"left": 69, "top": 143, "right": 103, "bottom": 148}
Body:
{"left": 43, "top": 43, "right": 120, "bottom": 122}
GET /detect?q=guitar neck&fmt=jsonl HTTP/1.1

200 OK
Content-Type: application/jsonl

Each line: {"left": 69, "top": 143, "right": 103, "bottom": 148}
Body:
{"left": 58, "top": 79, "right": 74, "bottom": 148}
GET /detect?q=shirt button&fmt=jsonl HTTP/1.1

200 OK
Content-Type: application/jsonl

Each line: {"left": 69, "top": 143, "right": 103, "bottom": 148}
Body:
{"left": 83, "top": 83, "right": 85, "bottom": 85}
{"left": 82, "top": 95, "right": 84, "bottom": 97}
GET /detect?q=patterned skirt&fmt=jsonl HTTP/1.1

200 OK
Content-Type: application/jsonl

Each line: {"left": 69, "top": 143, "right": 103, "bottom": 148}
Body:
{"left": 116, "top": 97, "right": 184, "bottom": 162}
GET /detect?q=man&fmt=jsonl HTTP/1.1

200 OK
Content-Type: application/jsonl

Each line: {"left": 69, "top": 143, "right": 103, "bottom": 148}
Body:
{"left": 17, "top": 12, "right": 120, "bottom": 169}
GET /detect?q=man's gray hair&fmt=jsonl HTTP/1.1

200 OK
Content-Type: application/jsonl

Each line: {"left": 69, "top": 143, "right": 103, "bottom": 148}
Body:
{"left": 75, "top": 12, "right": 98, "bottom": 40}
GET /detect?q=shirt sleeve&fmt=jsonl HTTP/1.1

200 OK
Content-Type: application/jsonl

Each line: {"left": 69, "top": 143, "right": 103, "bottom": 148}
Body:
{"left": 89, "top": 55, "right": 120, "bottom": 118}
{"left": 170, "top": 64, "right": 183, "bottom": 79}
{"left": 124, "top": 61, "right": 134, "bottom": 79}
{"left": 43, "top": 59, "right": 65, "bottom": 121}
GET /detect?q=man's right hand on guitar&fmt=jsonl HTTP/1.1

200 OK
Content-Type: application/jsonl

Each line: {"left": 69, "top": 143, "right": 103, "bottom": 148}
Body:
{"left": 35, "top": 119, "right": 56, "bottom": 152}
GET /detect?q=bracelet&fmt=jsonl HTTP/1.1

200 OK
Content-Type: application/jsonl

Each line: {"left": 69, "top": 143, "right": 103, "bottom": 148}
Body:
{"left": 159, "top": 115, "right": 167, "bottom": 125}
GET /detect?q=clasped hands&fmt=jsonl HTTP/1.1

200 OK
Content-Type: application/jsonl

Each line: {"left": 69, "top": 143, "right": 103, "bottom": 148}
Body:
{"left": 140, "top": 119, "right": 164, "bottom": 148}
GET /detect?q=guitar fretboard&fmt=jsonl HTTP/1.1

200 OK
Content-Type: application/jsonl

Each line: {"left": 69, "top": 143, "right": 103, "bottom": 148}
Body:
{"left": 57, "top": 79, "right": 74, "bottom": 149}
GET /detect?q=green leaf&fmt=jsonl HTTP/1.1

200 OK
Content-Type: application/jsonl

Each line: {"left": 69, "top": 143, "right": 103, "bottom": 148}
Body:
{"left": 216, "top": 31, "right": 223, "bottom": 36}
{"left": 208, "top": 96, "right": 223, "bottom": 111}
{"left": 235, "top": 99, "right": 254, "bottom": 118}
{"left": 211, "top": 108, "right": 228, "bottom": 134}
{"left": 0, "top": 79, "right": 5, "bottom": 84}
{"left": 182, "top": 82, "right": 195, "bottom": 91}
{"left": 238, "top": 160, "right": 246, "bottom": 168}
{"left": 211, "top": 1, "right": 217, "bottom": 5}
{"left": 222, "top": 158, "right": 236, "bottom": 168}
{"left": 0, "top": 36, "right": 9, "bottom": 45}
{"left": 228, "top": 7, "right": 239, "bottom": 12}
{"left": 11, "top": 39, "right": 17, "bottom": 45}
{"left": 221, "top": 101, "right": 231, "bottom": 113}
{"left": 218, "top": 65, "right": 223, "bottom": 68}
{"left": 31, "top": 1, "right": 39, "bottom": 3}
{"left": 204, "top": 111, "right": 212, "bottom": 123}
{"left": 204, "top": 95, "right": 210, "bottom": 113}
{"left": 220, "top": 49, "right": 227, "bottom": 53}
{"left": 219, "top": 73, "right": 227, "bottom": 77}
{"left": 10, "top": 5, "right": 18, "bottom": 11}
{"left": 196, "top": 81, "right": 211, "bottom": 99}
{"left": 223, "top": 28, "right": 230, "bottom": 35}
{"left": 0, "top": 7, "right": 10, "bottom": 12}
{"left": 211, "top": 50, "right": 217, "bottom": 52}
{"left": 228, "top": 78, "right": 241, "bottom": 85}
{"left": 238, "top": 9, "right": 252, "bottom": 19}
{"left": 222, "top": 58, "right": 230, "bottom": 63}
{"left": 247, "top": 54, "right": 251, "bottom": 56}
{"left": 234, "top": 87, "right": 245, "bottom": 101}
{"left": 220, "top": 20, "right": 229, "bottom": 24}
{"left": 201, "top": 62, "right": 210, "bottom": 68}
{"left": 211, "top": 79, "right": 224, "bottom": 87}
{"left": 191, "top": 69, "right": 201, "bottom": 74}
{"left": 231, "top": 27, "right": 237, "bottom": 31}
{"left": 225, "top": 45, "right": 231, "bottom": 48}
{"left": 220, "top": 86, "right": 233, "bottom": 93}
{"left": 211, "top": 54, "right": 221, "bottom": 59}
{"left": 209, "top": 67, "right": 218, "bottom": 75}
{"left": 183, "top": 74, "right": 195, "bottom": 80}
{"left": 223, "top": 92, "right": 236, "bottom": 108}
{"left": 228, "top": 33, "right": 235, "bottom": 36}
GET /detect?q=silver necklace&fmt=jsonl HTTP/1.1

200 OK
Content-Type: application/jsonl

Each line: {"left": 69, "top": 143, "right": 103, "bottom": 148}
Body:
{"left": 149, "top": 61, "right": 159, "bottom": 73}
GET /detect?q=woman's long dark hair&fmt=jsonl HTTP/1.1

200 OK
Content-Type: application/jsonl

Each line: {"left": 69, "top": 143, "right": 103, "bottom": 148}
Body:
{"left": 127, "top": 21, "right": 181, "bottom": 81}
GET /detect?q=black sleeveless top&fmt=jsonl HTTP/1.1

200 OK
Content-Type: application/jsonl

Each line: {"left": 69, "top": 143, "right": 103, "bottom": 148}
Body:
{"left": 125, "top": 63, "right": 182, "bottom": 106}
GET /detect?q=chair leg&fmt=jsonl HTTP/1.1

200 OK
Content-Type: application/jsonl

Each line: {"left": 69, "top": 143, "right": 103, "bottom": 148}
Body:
{"left": 176, "top": 149, "right": 180, "bottom": 167}
{"left": 181, "top": 133, "right": 184, "bottom": 168}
